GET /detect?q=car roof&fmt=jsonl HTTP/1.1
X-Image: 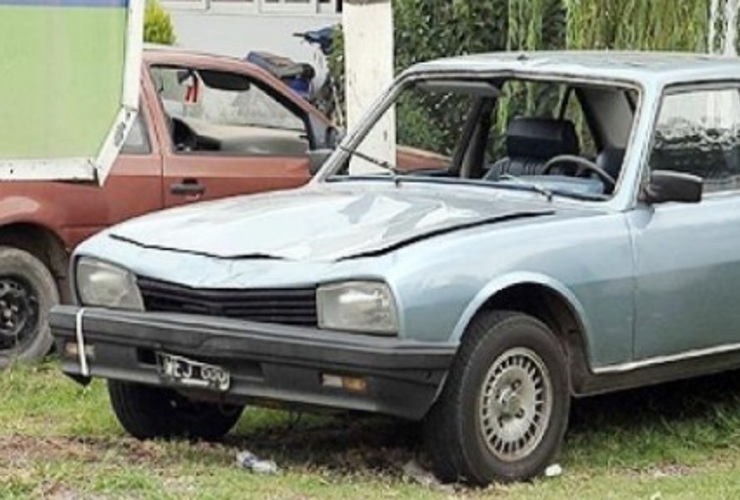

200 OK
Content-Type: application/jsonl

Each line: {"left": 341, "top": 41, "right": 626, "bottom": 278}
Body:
{"left": 409, "top": 51, "right": 740, "bottom": 88}
{"left": 143, "top": 43, "right": 244, "bottom": 64}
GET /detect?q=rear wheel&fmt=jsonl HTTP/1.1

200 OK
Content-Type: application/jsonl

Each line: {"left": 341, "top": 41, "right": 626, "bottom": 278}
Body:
{"left": 424, "top": 311, "right": 570, "bottom": 485}
{"left": 108, "top": 380, "right": 244, "bottom": 440}
{"left": 0, "top": 246, "right": 59, "bottom": 368}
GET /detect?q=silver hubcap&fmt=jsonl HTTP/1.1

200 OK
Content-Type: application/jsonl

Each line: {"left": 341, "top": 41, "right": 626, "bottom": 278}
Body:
{"left": 478, "top": 347, "right": 553, "bottom": 462}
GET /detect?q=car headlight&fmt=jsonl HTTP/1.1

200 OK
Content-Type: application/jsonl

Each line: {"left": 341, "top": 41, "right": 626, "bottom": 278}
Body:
{"left": 76, "top": 257, "right": 144, "bottom": 311}
{"left": 317, "top": 281, "right": 398, "bottom": 335}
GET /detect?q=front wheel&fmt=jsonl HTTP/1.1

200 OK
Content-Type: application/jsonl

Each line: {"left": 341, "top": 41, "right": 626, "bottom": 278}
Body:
{"left": 108, "top": 380, "right": 244, "bottom": 441}
{"left": 424, "top": 311, "right": 570, "bottom": 485}
{"left": 0, "top": 246, "right": 59, "bottom": 368}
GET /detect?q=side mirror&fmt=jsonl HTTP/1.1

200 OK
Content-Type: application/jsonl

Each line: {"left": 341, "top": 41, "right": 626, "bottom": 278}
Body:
{"left": 308, "top": 149, "right": 333, "bottom": 175}
{"left": 643, "top": 170, "right": 703, "bottom": 204}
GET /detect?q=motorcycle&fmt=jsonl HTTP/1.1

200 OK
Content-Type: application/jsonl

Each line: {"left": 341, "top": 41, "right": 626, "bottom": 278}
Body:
{"left": 245, "top": 26, "right": 343, "bottom": 127}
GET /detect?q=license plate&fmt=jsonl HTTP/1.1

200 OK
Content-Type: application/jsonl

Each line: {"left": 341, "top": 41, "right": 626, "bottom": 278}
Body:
{"left": 157, "top": 353, "right": 231, "bottom": 392}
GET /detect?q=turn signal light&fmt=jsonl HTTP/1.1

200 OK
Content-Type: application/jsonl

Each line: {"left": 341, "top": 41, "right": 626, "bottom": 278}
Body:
{"left": 321, "top": 373, "right": 368, "bottom": 393}
{"left": 64, "top": 342, "right": 95, "bottom": 360}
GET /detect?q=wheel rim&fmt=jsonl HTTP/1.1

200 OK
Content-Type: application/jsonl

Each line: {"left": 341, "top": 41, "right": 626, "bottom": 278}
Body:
{"left": 478, "top": 347, "right": 553, "bottom": 462}
{"left": 0, "top": 275, "right": 40, "bottom": 352}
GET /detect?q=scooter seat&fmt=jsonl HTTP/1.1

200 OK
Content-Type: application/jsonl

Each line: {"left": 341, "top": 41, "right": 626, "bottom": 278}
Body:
{"left": 246, "top": 51, "right": 315, "bottom": 80}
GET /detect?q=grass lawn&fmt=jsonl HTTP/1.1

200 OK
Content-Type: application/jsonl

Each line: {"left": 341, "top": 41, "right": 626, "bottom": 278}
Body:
{"left": 3, "top": 360, "right": 740, "bottom": 498}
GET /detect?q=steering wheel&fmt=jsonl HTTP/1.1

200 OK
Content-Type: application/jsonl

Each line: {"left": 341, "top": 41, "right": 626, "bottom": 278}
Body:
{"left": 542, "top": 154, "right": 616, "bottom": 190}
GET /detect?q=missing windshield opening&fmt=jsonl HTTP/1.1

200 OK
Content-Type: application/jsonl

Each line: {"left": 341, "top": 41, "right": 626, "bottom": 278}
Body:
{"left": 329, "top": 75, "right": 637, "bottom": 201}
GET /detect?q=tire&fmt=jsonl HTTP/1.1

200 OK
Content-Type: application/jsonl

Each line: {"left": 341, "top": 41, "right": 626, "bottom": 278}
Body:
{"left": 424, "top": 311, "right": 570, "bottom": 485}
{"left": 0, "top": 246, "right": 59, "bottom": 368}
{"left": 108, "top": 380, "right": 244, "bottom": 441}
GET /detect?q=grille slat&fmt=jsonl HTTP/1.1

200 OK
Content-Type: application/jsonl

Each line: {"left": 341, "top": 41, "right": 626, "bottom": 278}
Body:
{"left": 138, "top": 278, "right": 318, "bottom": 327}
{"left": 223, "top": 308, "right": 317, "bottom": 315}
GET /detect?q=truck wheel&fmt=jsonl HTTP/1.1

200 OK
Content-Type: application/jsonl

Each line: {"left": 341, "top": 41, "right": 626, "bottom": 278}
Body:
{"left": 108, "top": 380, "right": 244, "bottom": 440}
{"left": 0, "top": 246, "right": 59, "bottom": 368}
{"left": 424, "top": 311, "right": 570, "bottom": 485}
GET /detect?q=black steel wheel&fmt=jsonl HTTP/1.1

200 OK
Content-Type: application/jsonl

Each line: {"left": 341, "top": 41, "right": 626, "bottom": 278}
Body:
{"left": 0, "top": 246, "right": 59, "bottom": 368}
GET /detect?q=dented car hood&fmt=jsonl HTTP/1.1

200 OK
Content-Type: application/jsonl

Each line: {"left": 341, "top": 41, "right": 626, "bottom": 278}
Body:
{"left": 109, "top": 184, "right": 554, "bottom": 262}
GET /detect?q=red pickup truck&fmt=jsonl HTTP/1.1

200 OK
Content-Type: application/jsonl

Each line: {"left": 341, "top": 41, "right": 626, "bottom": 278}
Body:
{"left": 0, "top": 47, "right": 338, "bottom": 366}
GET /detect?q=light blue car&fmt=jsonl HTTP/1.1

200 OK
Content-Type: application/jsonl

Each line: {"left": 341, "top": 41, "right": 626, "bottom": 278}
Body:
{"left": 53, "top": 51, "right": 740, "bottom": 484}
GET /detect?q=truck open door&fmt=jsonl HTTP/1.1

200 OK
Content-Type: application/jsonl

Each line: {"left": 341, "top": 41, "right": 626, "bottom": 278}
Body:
{"left": 0, "top": 0, "right": 144, "bottom": 185}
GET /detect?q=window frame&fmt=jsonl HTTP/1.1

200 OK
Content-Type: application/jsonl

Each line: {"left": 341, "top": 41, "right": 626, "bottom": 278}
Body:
{"left": 120, "top": 101, "right": 153, "bottom": 156}
{"left": 147, "top": 63, "right": 315, "bottom": 157}
{"left": 647, "top": 81, "right": 740, "bottom": 198}
{"left": 318, "top": 71, "right": 645, "bottom": 209}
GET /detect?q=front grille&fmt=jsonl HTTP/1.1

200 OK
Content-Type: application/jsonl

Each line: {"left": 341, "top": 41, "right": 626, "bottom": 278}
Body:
{"left": 138, "top": 278, "right": 318, "bottom": 327}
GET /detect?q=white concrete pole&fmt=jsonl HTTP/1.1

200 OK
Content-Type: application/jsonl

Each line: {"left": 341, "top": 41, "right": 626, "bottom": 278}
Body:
{"left": 709, "top": 0, "right": 719, "bottom": 53}
{"left": 725, "top": 0, "right": 739, "bottom": 56}
{"left": 343, "top": 0, "right": 396, "bottom": 174}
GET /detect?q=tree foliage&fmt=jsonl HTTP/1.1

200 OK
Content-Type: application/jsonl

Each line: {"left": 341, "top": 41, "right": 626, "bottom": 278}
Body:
{"left": 392, "top": 0, "right": 569, "bottom": 151}
{"left": 329, "top": 0, "right": 739, "bottom": 154}
{"left": 144, "top": 0, "right": 176, "bottom": 46}
{"left": 393, "top": 1, "right": 506, "bottom": 150}
{"left": 331, "top": 0, "right": 739, "bottom": 85}
{"left": 565, "top": 0, "right": 708, "bottom": 51}
{"left": 393, "top": 1, "right": 509, "bottom": 69}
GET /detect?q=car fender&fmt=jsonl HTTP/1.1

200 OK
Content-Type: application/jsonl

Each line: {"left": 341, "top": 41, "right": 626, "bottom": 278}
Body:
{"left": 449, "top": 271, "right": 593, "bottom": 350}
{"left": 0, "top": 197, "right": 62, "bottom": 231}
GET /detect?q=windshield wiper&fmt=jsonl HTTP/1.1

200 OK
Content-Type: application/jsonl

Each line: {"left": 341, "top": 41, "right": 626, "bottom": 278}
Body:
{"left": 497, "top": 174, "right": 554, "bottom": 202}
{"left": 338, "top": 145, "right": 402, "bottom": 176}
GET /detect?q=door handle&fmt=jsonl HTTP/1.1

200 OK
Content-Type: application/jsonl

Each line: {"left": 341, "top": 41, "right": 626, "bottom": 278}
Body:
{"left": 170, "top": 179, "right": 206, "bottom": 196}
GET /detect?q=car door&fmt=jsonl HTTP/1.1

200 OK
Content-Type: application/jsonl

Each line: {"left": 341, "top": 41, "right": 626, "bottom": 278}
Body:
{"left": 147, "top": 64, "right": 313, "bottom": 207}
{"left": 630, "top": 84, "right": 740, "bottom": 359}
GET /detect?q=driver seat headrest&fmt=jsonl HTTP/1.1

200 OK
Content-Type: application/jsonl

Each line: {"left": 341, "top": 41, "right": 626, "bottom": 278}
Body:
{"left": 506, "top": 117, "right": 580, "bottom": 159}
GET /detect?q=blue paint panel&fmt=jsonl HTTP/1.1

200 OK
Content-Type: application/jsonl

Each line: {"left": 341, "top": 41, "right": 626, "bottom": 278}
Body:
{"left": 0, "top": 0, "right": 127, "bottom": 7}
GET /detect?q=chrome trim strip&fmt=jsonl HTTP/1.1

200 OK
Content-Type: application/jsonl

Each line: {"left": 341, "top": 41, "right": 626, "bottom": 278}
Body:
{"left": 592, "top": 341, "right": 740, "bottom": 374}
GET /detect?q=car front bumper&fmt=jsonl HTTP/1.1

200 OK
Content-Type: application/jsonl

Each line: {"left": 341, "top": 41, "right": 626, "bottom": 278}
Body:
{"left": 50, "top": 306, "right": 456, "bottom": 420}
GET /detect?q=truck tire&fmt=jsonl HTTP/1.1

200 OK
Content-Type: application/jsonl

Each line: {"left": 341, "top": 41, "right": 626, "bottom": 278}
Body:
{"left": 108, "top": 380, "right": 244, "bottom": 440}
{"left": 0, "top": 246, "right": 59, "bottom": 368}
{"left": 424, "top": 311, "right": 570, "bottom": 485}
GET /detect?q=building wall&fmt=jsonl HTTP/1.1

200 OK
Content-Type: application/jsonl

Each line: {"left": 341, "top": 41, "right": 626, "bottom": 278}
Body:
{"left": 163, "top": 3, "right": 341, "bottom": 65}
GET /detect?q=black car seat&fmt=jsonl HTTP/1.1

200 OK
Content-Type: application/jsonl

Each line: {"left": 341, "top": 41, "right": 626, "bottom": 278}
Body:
{"left": 486, "top": 117, "right": 580, "bottom": 180}
{"left": 595, "top": 147, "right": 626, "bottom": 189}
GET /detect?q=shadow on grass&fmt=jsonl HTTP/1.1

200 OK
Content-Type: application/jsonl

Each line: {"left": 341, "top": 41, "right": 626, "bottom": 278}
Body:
{"left": 565, "top": 369, "right": 740, "bottom": 469}
{"left": 222, "top": 370, "right": 740, "bottom": 475}
{"left": 226, "top": 412, "right": 422, "bottom": 475}
{"left": 571, "top": 369, "right": 740, "bottom": 428}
